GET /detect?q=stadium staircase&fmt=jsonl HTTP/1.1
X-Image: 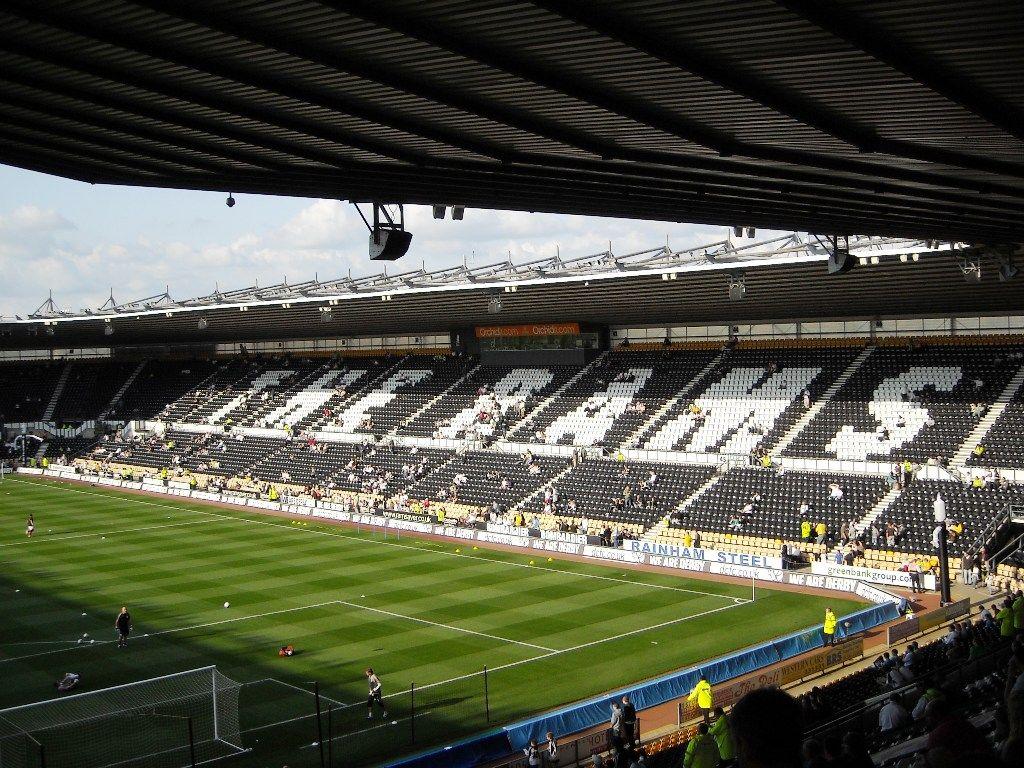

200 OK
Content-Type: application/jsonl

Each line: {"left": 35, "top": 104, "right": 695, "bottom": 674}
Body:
{"left": 176, "top": 361, "right": 257, "bottom": 423}
{"left": 771, "top": 345, "right": 874, "bottom": 455}
{"left": 41, "top": 363, "right": 72, "bottom": 421}
{"left": 852, "top": 485, "right": 902, "bottom": 537}
{"left": 392, "top": 363, "right": 482, "bottom": 435}
{"left": 950, "top": 361, "right": 1024, "bottom": 466}
{"left": 511, "top": 461, "right": 577, "bottom": 511}
{"left": 504, "top": 351, "right": 609, "bottom": 440}
{"left": 307, "top": 355, "right": 408, "bottom": 433}
{"left": 622, "top": 348, "right": 728, "bottom": 448}
{"left": 642, "top": 473, "right": 723, "bottom": 546}
{"left": 99, "top": 360, "right": 147, "bottom": 419}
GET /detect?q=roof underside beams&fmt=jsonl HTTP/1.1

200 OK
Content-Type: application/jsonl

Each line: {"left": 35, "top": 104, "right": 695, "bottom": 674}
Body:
{"left": 0, "top": 0, "right": 1021, "bottom": 242}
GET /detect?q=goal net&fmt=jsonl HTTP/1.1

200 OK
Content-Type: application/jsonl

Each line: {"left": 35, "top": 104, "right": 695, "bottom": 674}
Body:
{"left": 0, "top": 666, "right": 245, "bottom": 768}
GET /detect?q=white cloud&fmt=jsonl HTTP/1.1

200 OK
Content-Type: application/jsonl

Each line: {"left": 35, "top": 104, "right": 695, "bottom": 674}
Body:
{"left": 0, "top": 198, "right": 758, "bottom": 318}
{"left": 0, "top": 205, "right": 74, "bottom": 234}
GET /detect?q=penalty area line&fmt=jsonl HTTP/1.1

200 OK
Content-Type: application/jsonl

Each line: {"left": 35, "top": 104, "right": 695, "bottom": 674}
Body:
{"left": 0, "top": 596, "right": 555, "bottom": 664}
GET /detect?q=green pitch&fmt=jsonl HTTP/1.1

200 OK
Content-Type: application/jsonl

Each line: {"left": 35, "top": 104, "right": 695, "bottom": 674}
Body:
{"left": 0, "top": 476, "right": 862, "bottom": 767}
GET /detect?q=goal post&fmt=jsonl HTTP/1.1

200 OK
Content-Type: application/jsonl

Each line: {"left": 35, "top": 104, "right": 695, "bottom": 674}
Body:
{"left": 0, "top": 666, "right": 246, "bottom": 768}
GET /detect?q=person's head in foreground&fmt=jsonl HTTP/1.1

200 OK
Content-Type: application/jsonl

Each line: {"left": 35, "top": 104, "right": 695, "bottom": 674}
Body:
{"left": 730, "top": 688, "right": 803, "bottom": 768}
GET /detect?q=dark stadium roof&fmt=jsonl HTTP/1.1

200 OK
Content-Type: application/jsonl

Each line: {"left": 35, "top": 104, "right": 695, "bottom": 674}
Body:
{"left": 2, "top": 234, "right": 1021, "bottom": 349}
{"left": 0, "top": 1, "right": 1022, "bottom": 243}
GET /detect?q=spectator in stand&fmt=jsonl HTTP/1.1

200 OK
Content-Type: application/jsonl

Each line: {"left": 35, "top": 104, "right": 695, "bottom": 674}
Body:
{"left": 839, "top": 731, "right": 873, "bottom": 768}
{"left": 998, "top": 598, "right": 1016, "bottom": 638}
{"left": 800, "top": 519, "right": 812, "bottom": 542}
{"left": 620, "top": 695, "right": 637, "bottom": 744}
{"left": 709, "top": 707, "right": 734, "bottom": 763}
{"left": 912, "top": 682, "right": 945, "bottom": 720}
{"left": 545, "top": 732, "right": 559, "bottom": 766}
{"left": 923, "top": 697, "right": 995, "bottom": 764}
{"left": 730, "top": 688, "right": 803, "bottom": 768}
{"left": 878, "top": 693, "right": 910, "bottom": 732}
{"left": 610, "top": 700, "right": 622, "bottom": 737}
{"left": 814, "top": 521, "right": 827, "bottom": 545}
{"left": 683, "top": 722, "right": 720, "bottom": 768}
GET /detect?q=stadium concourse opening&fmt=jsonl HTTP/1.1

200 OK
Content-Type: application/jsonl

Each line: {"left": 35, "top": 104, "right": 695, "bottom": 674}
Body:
{"left": 1, "top": 2, "right": 1023, "bottom": 767}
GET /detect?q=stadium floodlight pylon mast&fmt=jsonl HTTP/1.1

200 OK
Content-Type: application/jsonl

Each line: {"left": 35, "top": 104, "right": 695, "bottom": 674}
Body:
{"left": 0, "top": 666, "right": 245, "bottom": 768}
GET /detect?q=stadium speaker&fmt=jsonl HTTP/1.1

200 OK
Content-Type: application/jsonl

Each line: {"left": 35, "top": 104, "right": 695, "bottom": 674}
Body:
{"left": 452, "top": 205, "right": 465, "bottom": 221}
{"left": 732, "top": 225, "right": 743, "bottom": 238}
{"left": 369, "top": 229, "right": 413, "bottom": 261}
{"left": 745, "top": 227, "right": 756, "bottom": 238}
{"left": 103, "top": 324, "right": 114, "bottom": 336}
{"left": 432, "top": 205, "right": 446, "bottom": 220}
{"left": 197, "top": 317, "right": 208, "bottom": 330}
{"left": 827, "top": 249, "right": 855, "bottom": 275}
{"left": 728, "top": 274, "right": 746, "bottom": 301}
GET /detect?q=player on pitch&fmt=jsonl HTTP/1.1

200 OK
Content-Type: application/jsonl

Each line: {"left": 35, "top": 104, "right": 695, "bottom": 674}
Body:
{"left": 115, "top": 606, "right": 132, "bottom": 648}
{"left": 365, "top": 668, "right": 388, "bottom": 720}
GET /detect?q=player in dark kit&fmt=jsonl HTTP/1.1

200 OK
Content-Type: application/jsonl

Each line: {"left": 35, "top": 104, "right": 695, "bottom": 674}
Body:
{"left": 365, "top": 668, "right": 388, "bottom": 719}
{"left": 115, "top": 606, "right": 132, "bottom": 648}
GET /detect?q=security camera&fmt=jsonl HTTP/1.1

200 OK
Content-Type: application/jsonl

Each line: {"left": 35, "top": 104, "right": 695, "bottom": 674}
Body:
{"left": 226, "top": 194, "right": 235, "bottom": 208}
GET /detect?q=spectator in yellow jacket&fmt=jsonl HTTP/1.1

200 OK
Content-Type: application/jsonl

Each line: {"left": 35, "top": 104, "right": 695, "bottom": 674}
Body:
{"left": 996, "top": 602, "right": 1015, "bottom": 637}
{"left": 684, "top": 722, "right": 721, "bottom": 768}
{"left": 709, "top": 707, "right": 734, "bottom": 761}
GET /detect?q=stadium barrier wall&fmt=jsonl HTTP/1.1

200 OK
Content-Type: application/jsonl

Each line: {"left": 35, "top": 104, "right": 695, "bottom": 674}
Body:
{"left": 810, "top": 561, "right": 938, "bottom": 591}
{"left": 886, "top": 597, "right": 971, "bottom": 645}
{"left": 19, "top": 466, "right": 903, "bottom": 768}
{"left": 497, "top": 601, "right": 897, "bottom": 753}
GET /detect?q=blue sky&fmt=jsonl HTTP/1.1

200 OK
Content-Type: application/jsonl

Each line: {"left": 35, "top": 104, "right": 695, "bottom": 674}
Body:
{"left": 0, "top": 163, "right": 752, "bottom": 318}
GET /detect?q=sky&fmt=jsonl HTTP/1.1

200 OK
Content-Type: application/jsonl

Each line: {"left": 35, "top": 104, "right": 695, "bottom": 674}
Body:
{"left": 0, "top": 163, "right": 752, "bottom": 318}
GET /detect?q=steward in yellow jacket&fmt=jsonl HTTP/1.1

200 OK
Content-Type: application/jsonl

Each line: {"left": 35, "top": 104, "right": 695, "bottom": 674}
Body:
{"left": 688, "top": 676, "right": 714, "bottom": 723}
{"left": 823, "top": 608, "right": 838, "bottom": 645}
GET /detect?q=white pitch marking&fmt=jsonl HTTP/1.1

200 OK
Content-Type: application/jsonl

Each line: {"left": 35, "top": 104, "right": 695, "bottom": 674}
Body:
{"left": 0, "top": 595, "right": 554, "bottom": 663}
{"left": 390, "top": 600, "right": 748, "bottom": 697}
{"left": 11, "top": 477, "right": 743, "bottom": 602}
{"left": 336, "top": 599, "right": 556, "bottom": 652}
{"left": 0, "top": 519, "right": 215, "bottom": 548}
